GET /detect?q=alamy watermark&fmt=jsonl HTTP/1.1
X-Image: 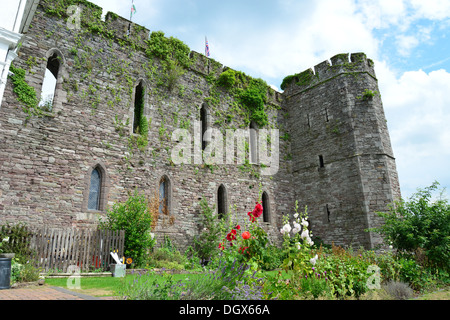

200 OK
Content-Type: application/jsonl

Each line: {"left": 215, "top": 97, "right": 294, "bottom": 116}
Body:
{"left": 366, "top": 265, "right": 381, "bottom": 290}
{"left": 67, "top": 265, "right": 81, "bottom": 290}
{"left": 67, "top": 5, "right": 82, "bottom": 30}
{"left": 171, "top": 121, "right": 279, "bottom": 176}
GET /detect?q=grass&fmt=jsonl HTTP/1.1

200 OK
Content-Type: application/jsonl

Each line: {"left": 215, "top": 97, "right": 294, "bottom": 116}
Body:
{"left": 44, "top": 271, "right": 205, "bottom": 297}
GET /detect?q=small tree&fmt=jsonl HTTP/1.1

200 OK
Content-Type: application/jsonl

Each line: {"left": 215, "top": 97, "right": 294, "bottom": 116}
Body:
{"left": 99, "top": 189, "right": 155, "bottom": 267}
{"left": 193, "top": 198, "right": 227, "bottom": 264}
{"left": 373, "top": 181, "right": 450, "bottom": 270}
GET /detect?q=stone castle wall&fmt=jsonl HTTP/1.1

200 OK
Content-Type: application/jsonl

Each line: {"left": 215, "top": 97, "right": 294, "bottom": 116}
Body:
{"left": 0, "top": 0, "right": 401, "bottom": 250}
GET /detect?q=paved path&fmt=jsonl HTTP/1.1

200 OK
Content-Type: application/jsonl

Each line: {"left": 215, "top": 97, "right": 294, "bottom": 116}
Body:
{"left": 0, "top": 285, "right": 115, "bottom": 300}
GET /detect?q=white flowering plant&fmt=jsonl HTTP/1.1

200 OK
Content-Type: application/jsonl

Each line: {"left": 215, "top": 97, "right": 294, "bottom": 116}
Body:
{"left": 280, "top": 201, "right": 318, "bottom": 277}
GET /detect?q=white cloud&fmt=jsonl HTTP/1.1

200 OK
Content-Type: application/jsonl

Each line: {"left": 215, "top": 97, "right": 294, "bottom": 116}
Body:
{"left": 377, "top": 63, "right": 450, "bottom": 198}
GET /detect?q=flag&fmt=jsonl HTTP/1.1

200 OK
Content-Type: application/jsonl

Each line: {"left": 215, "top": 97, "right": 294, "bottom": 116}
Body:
{"left": 131, "top": 4, "right": 136, "bottom": 15}
{"left": 205, "top": 37, "right": 210, "bottom": 57}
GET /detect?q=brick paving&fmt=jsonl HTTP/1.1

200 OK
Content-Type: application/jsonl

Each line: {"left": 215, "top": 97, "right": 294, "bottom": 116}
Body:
{"left": 0, "top": 285, "right": 115, "bottom": 300}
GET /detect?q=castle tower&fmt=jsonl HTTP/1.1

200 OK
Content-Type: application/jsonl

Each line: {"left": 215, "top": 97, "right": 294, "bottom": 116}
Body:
{"left": 282, "top": 53, "right": 401, "bottom": 249}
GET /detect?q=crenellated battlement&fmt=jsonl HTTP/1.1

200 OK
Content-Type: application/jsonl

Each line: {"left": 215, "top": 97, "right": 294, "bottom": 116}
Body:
{"left": 281, "top": 52, "right": 376, "bottom": 95}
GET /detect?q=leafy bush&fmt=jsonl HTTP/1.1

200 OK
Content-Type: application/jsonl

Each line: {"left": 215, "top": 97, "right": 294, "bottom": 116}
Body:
{"left": 193, "top": 198, "right": 227, "bottom": 264}
{"left": 217, "top": 69, "right": 236, "bottom": 88}
{"left": 0, "top": 223, "right": 36, "bottom": 263}
{"left": 99, "top": 189, "right": 155, "bottom": 267}
{"left": 373, "top": 181, "right": 450, "bottom": 270}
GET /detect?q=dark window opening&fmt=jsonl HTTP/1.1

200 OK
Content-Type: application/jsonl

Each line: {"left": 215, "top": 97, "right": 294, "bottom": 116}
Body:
{"left": 319, "top": 155, "right": 324, "bottom": 168}
{"left": 325, "top": 108, "right": 329, "bottom": 122}
{"left": 262, "top": 191, "right": 269, "bottom": 223}
{"left": 133, "top": 82, "right": 144, "bottom": 134}
{"left": 326, "top": 204, "right": 331, "bottom": 223}
{"left": 217, "top": 184, "right": 226, "bottom": 219}
{"left": 200, "top": 105, "right": 208, "bottom": 151}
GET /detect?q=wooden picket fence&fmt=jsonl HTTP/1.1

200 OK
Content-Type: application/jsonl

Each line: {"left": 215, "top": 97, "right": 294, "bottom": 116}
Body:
{"left": 2, "top": 226, "right": 125, "bottom": 273}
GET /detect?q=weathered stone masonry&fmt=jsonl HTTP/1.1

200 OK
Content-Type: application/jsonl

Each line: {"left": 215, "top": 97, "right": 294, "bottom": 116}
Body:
{"left": 0, "top": 0, "right": 400, "bottom": 250}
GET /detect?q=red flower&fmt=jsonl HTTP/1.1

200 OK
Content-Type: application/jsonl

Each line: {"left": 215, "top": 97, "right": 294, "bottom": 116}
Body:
{"left": 226, "top": 229, "right": 237, "bottom": 241}
{"left": 252, "top": 202, "right": 263, "bottom": 218}
{"left": 239, "top": 246, "right": 249, "bottom": 254}
{"left": 236, "top": 225, "right": 241, "bottom": 230}
{"left": 242, "top": 231, "right": 251, "bottom": 240}
{"left": 247, "top": 202, "right": 263, "bottom": 222}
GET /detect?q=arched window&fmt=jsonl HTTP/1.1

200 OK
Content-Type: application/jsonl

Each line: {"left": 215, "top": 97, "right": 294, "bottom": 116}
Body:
{"left": 39, "top": 52, "right": 61, "bottom": 111}
{"left": 249, "top": 121, "right": 258, "bottom": 164}
{"left": 217, "top": 184, "right": 227, "bottom": 219}
{"left": 200, "top": 104, "right": 208, "bottom": 151}
{"left": 133, "top": 81, "right": 145, "bottom": 134}
{"left": 88, "top": 167, "right": 102, "bottom": 211}
{"left": 262, "top": 191, "right": 270, "bottom": 223}
{"left": 159, "top": 175, "right": 170, "bottom": 215}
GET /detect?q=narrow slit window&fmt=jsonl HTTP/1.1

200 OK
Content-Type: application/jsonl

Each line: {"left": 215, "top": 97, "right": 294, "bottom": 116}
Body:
{"left": 88, "top": 167, "right": 101, "bottom": 211}
{"left": 326, "top": 204, "right": 331, "bottom": 223}
{"left": 133, "top": 82, "right": 145, "bottom": 134}
{"left": 262, "top": 191, "right": 270, "bottom": 223}
{"left": 319, "top": 155, "right": 324, "bottom": 168}
{"left": 159, "top": 176, "right": 169, "bottom": 215}
{"left": 39, "top": 53, "right": 60, "bottom": 111}
{"left": 217, "top": 184, "right": 226, "bottom": 219}
{"left": 307, "top": 114, "right": 311, "bottom": 128}
{"left": 200, "top": 104, "right": 208, "bottom": 151}
{"left": 325, "top": 108, "right": 329, "bottom": 122}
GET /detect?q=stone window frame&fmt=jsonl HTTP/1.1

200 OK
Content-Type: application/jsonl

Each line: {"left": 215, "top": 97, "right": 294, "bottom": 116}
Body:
{"left": 39, "top": 48, "right": 66, "bottom": 113}
{"left": 82, "top": 161, "right": 109, "bottom": 213}
{"left": 217, "top": 183, "right": 228, "bottom": 219}
{"left": 130, "top": 78, "right": 148, "bottom": 135}
{"left": 159, "top": 174, "right": 172, "bottom": 216}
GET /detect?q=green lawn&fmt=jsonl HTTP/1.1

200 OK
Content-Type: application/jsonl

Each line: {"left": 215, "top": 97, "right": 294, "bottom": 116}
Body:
{"left": 44, "top": 272, "right": 205, "bottom": 297}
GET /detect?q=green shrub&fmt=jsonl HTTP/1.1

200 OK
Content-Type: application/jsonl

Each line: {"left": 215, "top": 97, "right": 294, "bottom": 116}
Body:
{"left": 99, "top": 189, "right": 155, "bottom": 267}
{"left": 373, "top": 181, "right": 450, "bottom": 270}
{"left": 0, "top": 223, "right": 36, "bottom": 263}
{"left": 193, "top": 198, "right": 227, "bottom": 263}
{"left": 217, "top": 69, "right": 236, "bottom": 88}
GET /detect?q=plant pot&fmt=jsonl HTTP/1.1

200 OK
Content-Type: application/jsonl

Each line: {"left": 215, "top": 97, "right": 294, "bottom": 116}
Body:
{"left": 0, "top": 256, "right": 13, "bottom": 290}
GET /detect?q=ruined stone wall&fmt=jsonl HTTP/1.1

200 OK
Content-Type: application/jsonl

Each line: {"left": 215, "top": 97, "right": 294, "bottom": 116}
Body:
{"left": 0, "top": 1, "right": 294, "bottom": 250}
{"left": 283, "top": 53, "right": 401, "bottom": 248}
{"left": 0, "top": 0, "right": 401, "bottom": 251}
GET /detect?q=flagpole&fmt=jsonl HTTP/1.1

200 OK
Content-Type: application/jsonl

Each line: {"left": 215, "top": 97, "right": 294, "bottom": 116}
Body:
{"left": 130, "top": 0, "right": 134, "bottom": 22}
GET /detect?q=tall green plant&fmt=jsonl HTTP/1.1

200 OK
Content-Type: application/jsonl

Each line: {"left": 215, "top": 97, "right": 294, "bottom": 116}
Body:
{"left": 99, "top": 189, "right": 155, "bottom": 266}
{"left": 372, "top": 181, "right": 450, "bottom": 270}
{"left": 193, "top": 198, "right": 227, "bottom": 263}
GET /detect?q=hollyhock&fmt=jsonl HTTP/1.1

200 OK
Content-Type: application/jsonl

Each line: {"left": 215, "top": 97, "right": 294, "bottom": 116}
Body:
{"left": 280, "top": 223, "right": 291, "bottom": 235}
{"left": 242, "top": 231, "right": 251, "bottom": 240}
{"left": 292, "top": 221, "right": 301, "bottom": 234}
{"left": 300, "top": 229, "right": 309, "bottom": 239}
{"left": 310, "top": 254, "right": 318, "bottom": 265}
{"left": 252, "top": 202, "right": 263, "bottom": 218}
{"left": 301, "top": 218, "right": 309, "bottom": 227}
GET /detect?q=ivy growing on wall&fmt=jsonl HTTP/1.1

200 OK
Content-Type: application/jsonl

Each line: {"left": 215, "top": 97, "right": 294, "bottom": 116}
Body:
{"left": 8, "top": 64, "right": 47, "bottom": 120}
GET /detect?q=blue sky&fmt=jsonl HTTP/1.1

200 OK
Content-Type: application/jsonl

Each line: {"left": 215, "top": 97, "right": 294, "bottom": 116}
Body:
{"left": 88, "top": 0, "right": 450, "bottom": 200}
